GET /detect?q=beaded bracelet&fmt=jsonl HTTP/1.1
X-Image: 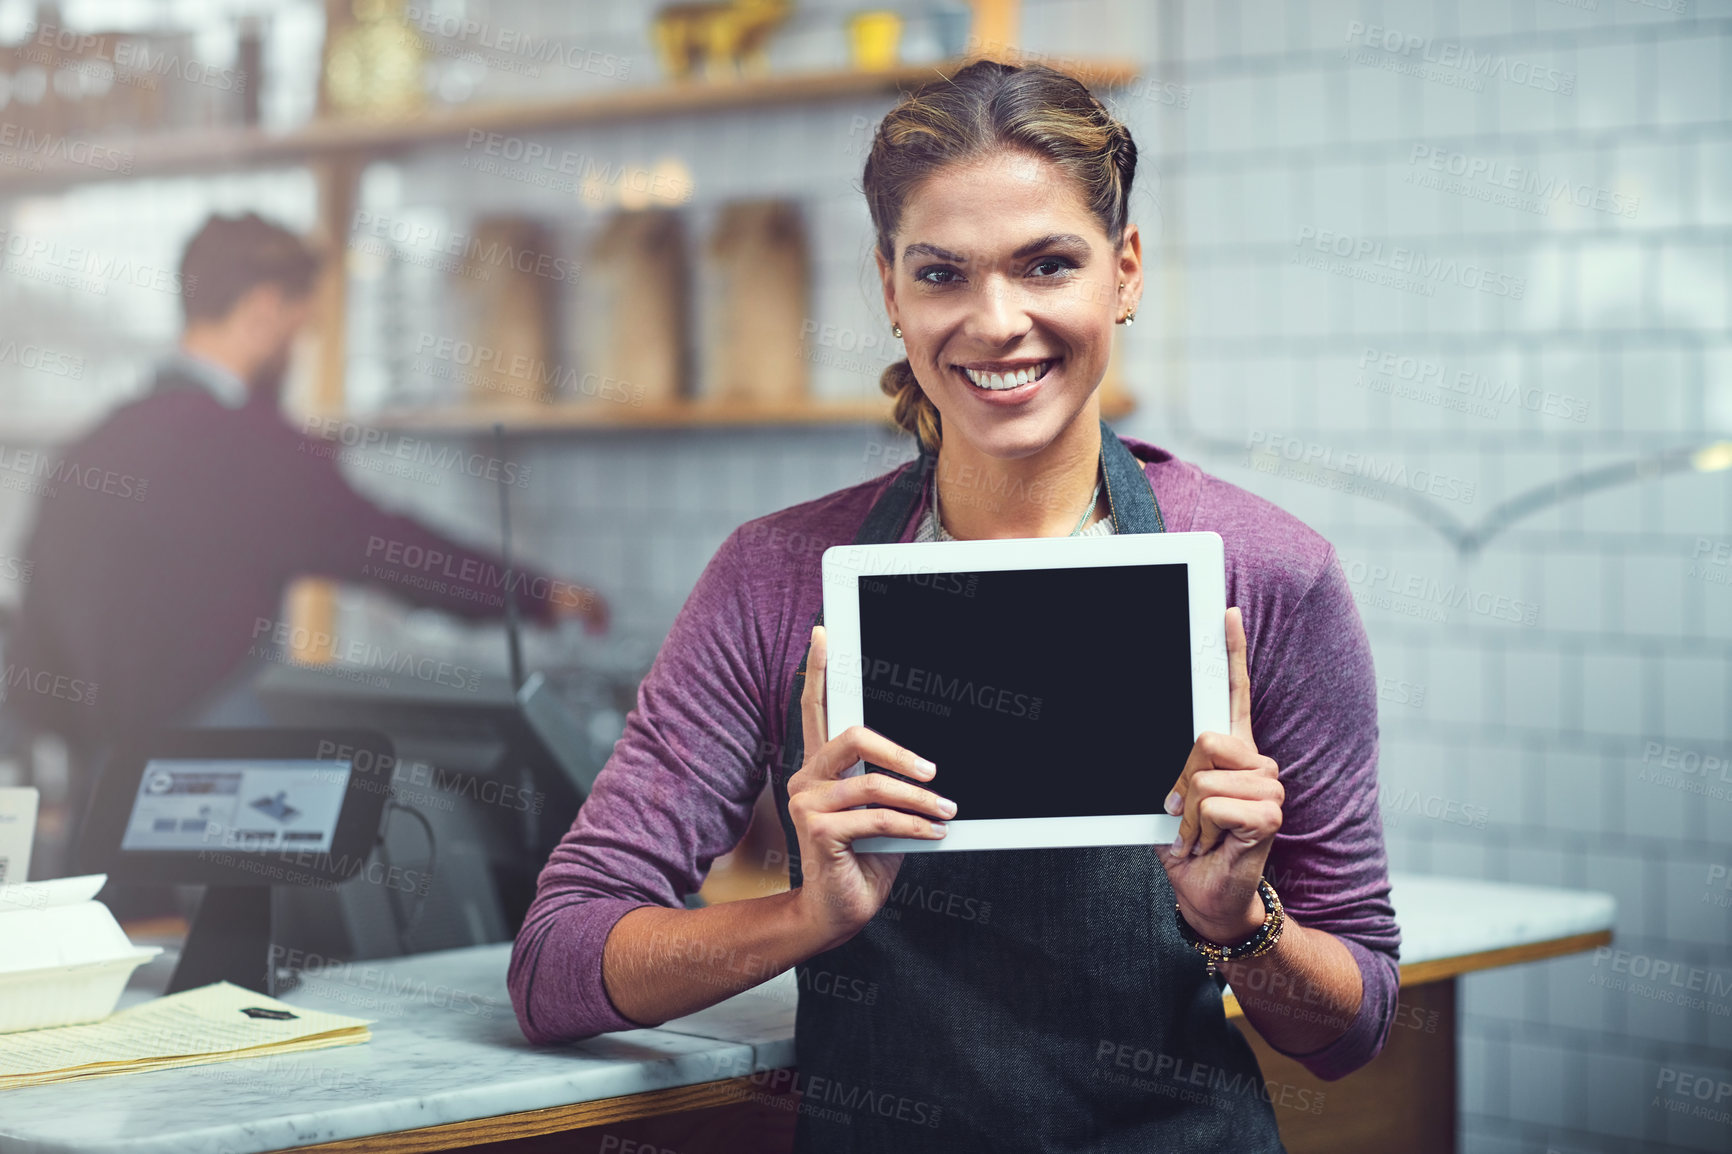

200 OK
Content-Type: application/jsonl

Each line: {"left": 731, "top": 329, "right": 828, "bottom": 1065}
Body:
{"left": 1174, "top": 877, "right": 1286, "bottom": 976}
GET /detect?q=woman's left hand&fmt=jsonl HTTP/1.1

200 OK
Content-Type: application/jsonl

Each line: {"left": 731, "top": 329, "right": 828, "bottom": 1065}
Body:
{"left": 1157, "top": 607, "right": 1284, "bottom": 945}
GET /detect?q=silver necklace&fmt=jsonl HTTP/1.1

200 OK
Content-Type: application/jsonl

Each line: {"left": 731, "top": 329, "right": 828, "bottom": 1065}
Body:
{"left": 929, "top": 458, "right": 1103, "bottom": 541}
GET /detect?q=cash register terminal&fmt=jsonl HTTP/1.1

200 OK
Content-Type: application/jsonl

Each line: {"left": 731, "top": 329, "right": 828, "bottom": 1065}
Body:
{"left": 77, "top": 727, "right": 394, "bottom": 995}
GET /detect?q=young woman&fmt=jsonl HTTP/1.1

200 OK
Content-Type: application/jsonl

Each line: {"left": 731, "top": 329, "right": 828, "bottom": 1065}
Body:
{"left": 510, "top": 60, "right": 1399, "bottom": 1152}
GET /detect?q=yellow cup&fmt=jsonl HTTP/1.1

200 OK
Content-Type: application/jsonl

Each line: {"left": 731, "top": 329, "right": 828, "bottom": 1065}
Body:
{"left": 847, "top": 10, "right": 903, "bottom": 71}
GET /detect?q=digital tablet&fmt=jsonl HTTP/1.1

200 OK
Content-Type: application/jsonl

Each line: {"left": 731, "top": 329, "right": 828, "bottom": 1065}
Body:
{"left": 820, "top": 532, "right": 1228, "bottom": 853}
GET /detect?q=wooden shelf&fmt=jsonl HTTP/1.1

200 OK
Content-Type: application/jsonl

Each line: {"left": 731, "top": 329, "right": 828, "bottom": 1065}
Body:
{"left": 320, "top": 396, "right": 894, "bottom": 433}
{"left": 3, "top": 379, "right": 1138, "bottom": 450}
{"left": 314, "top": 389, "right": 1137, "bottom": 435}
{"left": 0, "top": 56, "right": 1141, "bottom": 194}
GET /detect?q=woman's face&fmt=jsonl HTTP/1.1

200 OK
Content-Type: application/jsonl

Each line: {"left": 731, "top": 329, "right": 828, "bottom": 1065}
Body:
{"left": 876, "top": 149, "right": 1141, "bottom": 462}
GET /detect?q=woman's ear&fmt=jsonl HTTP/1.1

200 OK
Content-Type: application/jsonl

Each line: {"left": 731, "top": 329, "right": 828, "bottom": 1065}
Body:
{"left": 1117, "top": 222, "right": 1144, "bottom": 314}
{"left": 874, "top": 246, "right": 898, "bottom": 329}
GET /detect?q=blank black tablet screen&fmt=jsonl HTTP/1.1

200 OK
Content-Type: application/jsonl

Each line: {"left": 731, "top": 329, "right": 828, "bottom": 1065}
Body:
{"left": 857, "top": 563, "right": 1194, "bottom": 821}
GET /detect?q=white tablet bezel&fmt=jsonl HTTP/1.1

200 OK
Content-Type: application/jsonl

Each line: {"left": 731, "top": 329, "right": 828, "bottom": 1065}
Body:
{"left": 819, "top": 531, "right": 1228, "bottom": 853}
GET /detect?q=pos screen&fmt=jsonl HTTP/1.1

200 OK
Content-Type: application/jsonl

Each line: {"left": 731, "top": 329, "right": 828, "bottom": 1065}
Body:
{"left": 120, "top": 759, "right": 351, "bottom": 854}
{"left": 79, "top": 728, "right": 392, "bottom": 887}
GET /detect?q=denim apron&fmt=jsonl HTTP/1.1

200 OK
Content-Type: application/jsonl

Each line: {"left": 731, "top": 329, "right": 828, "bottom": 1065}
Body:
{"left": 769, "top": 420, "right": 1288, "bottom": 1151}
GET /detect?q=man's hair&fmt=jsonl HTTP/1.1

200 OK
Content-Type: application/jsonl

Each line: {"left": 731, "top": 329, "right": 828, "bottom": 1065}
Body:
{"left": 179, "top": 212, "right": 323, "bottom": 323}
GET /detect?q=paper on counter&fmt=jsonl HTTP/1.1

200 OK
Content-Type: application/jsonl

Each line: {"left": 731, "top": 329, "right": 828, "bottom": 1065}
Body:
{"left": 0, "top": 981, "right": 373, "bottom": 1090}
{"left": 0, "top": 788, "right": 36, "bottom": 885}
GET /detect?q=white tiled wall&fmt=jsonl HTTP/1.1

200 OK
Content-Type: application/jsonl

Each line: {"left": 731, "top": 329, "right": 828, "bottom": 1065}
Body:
{"left": 0, "top": 2, "right": 1726, "bottom": 1149}
{"left": 1116, "top": 4, "right": 1729, "bottom": 1152}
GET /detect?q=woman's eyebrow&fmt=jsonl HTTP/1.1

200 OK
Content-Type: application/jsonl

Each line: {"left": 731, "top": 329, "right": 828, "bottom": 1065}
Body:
{"left": 1011, "top": 233, "right": 1090, "bottom": 259}
{"left": 903, "top": 241, "right": 966, "bottom": 262}
{"left": 901, "top": 234, "right": 1092, "bottom": 264}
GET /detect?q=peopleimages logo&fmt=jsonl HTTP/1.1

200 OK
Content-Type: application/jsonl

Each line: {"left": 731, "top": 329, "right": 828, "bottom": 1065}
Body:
{"left": 301, "top": 416, "right": 533, "bottom": 487}
{"left": 0, "top": 338, "right": 84, "bottom": 379}
{"left": 1095, "top": 1042, "right": 1327, "bottom": 1115}
{"left": 350, "top": 210, "right": 578, "bottom": 282}
{"left": 1407, "top": 146, "right": 1639, "bottom": 219}
{"left": 1356, "top": 347, "right": 1589, "bottom": 424}
{"left": 248, "top": 618, "right": 481, "bottom": 692}
{"left": 1293, "top": 227, "right": 1526, "bottom": 299}
{"left": 1344, "top": 21, "right": 1575, "bottom": 94}
{"left": 1589, "top": 947, "right": 1732, "bottom": 1016}
{"left": 411, "top": 333, "right": 643, "bottom": 406}
{"left": 25, "top": 22, "right": 246, "bottom": 92}
{"left": 1246, "top": 431, "right": 1478, "bottom": 504}
{"left": 1, "top": 663, "right": 97, "bottom": 706}
{"left": 0, "top": 229, "right": 189, "bottom": 297}
{"left": 403, "top": 7, "right": 631, "bottom": 79}
{"left": 1340, "top": 557, "right": 1539, "bottom": 627}
{"left": 0, "top": 445, "right": 148, "bottom": 502}
{"left": 860, "top": 656, "right": 1043, "bottom": 721}
{"left": 0, "top": 121, "right": 133, "bottom": 174}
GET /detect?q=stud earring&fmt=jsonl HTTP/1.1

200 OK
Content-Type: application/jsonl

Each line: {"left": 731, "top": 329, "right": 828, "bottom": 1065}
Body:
{"left": 892, "top": 323, "right": 902, "bottom": 339}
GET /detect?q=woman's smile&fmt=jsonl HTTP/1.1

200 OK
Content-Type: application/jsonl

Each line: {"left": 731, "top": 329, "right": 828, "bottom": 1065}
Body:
{"left": 951, "top": 357, "right": 1060, "bottom": 403}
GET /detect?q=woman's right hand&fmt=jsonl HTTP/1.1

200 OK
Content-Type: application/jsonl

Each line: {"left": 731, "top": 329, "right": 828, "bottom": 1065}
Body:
{"left": 786, "top": 624, "right": 954, "bottom": 944}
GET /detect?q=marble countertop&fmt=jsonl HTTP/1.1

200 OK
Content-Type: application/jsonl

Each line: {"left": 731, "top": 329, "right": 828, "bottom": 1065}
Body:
{"left": 1385, "top": 872, "right": 1615, "bottom": 966}
{"left": 0, "top": 871, "right": 1614, "bottom": 1154}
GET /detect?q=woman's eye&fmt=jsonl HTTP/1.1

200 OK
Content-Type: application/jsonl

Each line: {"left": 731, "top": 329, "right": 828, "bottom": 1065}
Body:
{"left": 1029, "top": 257, "right": 1076, "bottom": 277}
{"left": 916, "top": 265, "right": 960, "bottom": 285}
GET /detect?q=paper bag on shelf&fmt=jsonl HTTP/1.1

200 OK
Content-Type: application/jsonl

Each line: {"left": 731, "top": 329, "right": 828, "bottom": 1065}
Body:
{"left": 701, "top": 200, "right": 810, "bottom": 406}
{"left": 454, "top": 216, "right": 562, "bottom": 407}
{"left": 575, "top": 208, "right": 690, "bottom": 408}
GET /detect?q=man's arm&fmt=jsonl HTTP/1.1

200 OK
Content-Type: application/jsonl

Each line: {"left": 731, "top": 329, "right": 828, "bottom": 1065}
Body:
{"left": 280, "top": 430, "right": 601, "bottom": 627}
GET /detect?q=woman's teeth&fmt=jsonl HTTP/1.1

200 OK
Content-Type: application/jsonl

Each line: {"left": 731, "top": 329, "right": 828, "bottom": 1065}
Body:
{"left": 960, "top": 360, "right": 1054, "bottom": 390}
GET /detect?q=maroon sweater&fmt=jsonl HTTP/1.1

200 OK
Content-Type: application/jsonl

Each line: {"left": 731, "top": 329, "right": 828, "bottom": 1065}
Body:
{"left": 6, "top": 367, "right": 558, "bottom": 745}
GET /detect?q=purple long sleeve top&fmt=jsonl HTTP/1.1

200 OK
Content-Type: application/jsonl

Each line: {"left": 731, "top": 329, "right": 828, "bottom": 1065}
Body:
{"left": 509, "top": 435, "right": 1401, "bottom": 1082}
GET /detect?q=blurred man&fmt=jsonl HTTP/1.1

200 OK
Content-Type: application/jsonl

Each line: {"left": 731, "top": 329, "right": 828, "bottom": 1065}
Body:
{"left": 4, "top": 213, "right": 606, "bottom": 803}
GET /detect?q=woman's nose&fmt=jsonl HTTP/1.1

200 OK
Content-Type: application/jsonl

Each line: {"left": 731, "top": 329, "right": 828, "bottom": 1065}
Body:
{"left": 961, "top": 276, "right": 1033, "bottom": 346}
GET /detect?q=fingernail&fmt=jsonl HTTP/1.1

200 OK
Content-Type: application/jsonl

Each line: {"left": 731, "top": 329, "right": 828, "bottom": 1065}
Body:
{"left": 1163, "top": 790, "right": 1182, "bottom": 816}
{"left": 930, "top": 821, "right": 947, "bottom": 834}
{"left": 1169, "top": 835, "right": 1187, "bottom": 855}
{"left": 914, "top": 757, "right": 937, "bottom": 776}
{"left": 937, "top": 796, "right": 957, "bottom": 817}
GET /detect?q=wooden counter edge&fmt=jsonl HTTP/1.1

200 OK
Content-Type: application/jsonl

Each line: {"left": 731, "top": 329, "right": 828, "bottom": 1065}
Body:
{"left": 1220, "top": 927, "right": 1614, "bottom": 1018}
{"left": 285, "top": 1075, "right": 778, "bottom": 1153}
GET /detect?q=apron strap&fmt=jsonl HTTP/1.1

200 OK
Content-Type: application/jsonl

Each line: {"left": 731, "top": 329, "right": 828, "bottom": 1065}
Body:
{"left": 852, "top": 440, "right": 936, "bottom": 548}
{"left": 1098, "top": 416, "right": 1166, "bottom": 534}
